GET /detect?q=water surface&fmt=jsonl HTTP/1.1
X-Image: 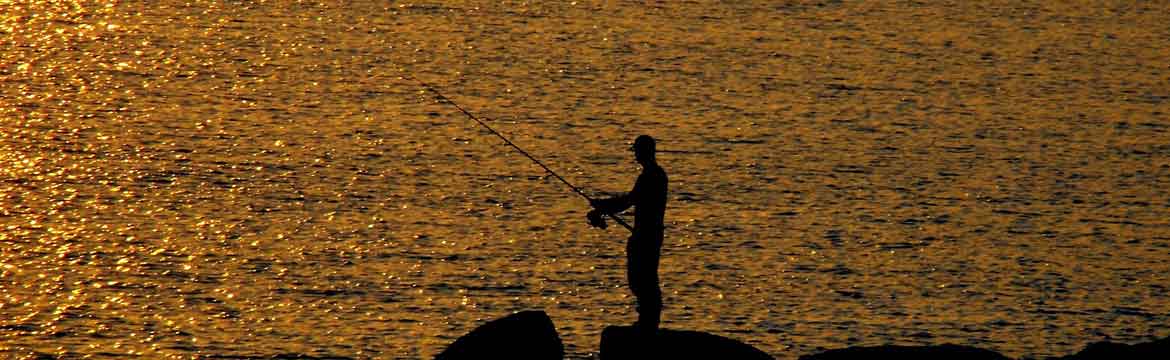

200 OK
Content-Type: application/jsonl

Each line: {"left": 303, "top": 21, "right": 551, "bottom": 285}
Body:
{"left": 2, "top": 1, "right": 1168, "bottom": 358}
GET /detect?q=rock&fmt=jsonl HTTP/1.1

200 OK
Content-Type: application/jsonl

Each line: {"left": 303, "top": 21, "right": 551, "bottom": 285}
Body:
{"left": 600, "top": 325, "right": 773, "bottom": 360}
{"left": 1049, "top": 336, "right": 1169, "bottom": 360}
{"left": 798, "top": 344, "right": 1011, "bottom": 360}
{"left": 435, "top": 310, "right": 563, "bottom": 360}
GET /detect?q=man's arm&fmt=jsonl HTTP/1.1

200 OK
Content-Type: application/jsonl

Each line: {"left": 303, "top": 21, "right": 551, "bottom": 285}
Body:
{"left": 591, "top": 176, "right": 641, "bottom": 214}
{"left": 591, "top": 193, "right": 632, "bottom": 214}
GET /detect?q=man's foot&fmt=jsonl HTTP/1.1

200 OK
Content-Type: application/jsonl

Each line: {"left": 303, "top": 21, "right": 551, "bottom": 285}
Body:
{"left": 632, "top": 321, "right": 658, "bottom": 336}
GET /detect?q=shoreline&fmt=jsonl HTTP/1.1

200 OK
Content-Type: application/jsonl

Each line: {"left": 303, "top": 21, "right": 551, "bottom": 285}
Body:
{"left": 439, "top": 311, "right": 1169, "bottom": 359}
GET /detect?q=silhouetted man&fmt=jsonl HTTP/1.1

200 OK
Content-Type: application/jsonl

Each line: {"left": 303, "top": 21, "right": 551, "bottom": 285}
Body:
{"left": 588, "top": 135, "right": 667, "bottom": 333}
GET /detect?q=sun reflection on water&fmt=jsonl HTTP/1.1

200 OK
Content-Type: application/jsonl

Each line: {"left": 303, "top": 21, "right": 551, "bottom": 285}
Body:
{"left": 3, "top": 0, "right": 1170, "bottom": 359}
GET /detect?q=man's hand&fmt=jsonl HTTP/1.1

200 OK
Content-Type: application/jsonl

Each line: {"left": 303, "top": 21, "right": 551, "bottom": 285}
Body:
{"left": 587, "top": 209, "right": 608, "bottom": 229}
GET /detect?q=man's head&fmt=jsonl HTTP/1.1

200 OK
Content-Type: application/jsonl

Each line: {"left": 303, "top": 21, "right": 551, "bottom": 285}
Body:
{"left": 631, "top": 135, "right": 656, "bottom": 165}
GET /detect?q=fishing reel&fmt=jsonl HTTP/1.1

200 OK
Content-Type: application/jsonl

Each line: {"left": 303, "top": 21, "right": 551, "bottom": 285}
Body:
{"left": 587, "top": 209, "right": 608, "bottom": 229}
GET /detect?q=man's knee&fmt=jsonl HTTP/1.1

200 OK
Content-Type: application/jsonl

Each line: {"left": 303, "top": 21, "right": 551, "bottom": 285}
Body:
{"left": 630, "top": 281, "right": 662, "bottom": 305}
{"left": 628, "top": 276, "right": 658, "bottom": 294}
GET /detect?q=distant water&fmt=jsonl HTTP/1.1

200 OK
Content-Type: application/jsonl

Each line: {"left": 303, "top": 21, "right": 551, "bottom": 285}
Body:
{"left": 2, "top": 1, "right": 1168, "bottom": 359}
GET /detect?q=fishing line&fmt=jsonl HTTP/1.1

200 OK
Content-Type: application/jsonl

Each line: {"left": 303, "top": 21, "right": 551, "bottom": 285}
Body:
{"left": 400, "top": 71, "right": 634, "bottom": 233}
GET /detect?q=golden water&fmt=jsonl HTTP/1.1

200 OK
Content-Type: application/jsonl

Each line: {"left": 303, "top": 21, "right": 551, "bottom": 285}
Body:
{"left": 2, "top": 1, "right": 1168, "bottom": 359}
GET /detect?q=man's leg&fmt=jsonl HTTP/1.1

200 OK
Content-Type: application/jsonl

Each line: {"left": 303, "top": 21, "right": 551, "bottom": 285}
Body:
{"left": 636, "top": 273, "right": 661, "bottom": 332}
{"left": 628, "top": 246, "right": 662, "bottom": 333}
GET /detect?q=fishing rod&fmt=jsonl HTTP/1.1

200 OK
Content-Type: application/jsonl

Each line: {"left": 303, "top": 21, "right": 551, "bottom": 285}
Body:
{"left": 401, "top": 72, "right": 635, "bottom": 233}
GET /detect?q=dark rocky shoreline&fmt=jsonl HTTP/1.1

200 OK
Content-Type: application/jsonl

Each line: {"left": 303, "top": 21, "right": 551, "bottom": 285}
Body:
{"left": 437, "top": 311, "right": 1168, "bottom": 360}
{"left": 800, "top": 336, "right": 1170, "bottom": 360}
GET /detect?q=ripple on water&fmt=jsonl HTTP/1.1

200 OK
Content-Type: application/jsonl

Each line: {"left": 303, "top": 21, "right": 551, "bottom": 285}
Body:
{"left": 3, "top": 1, "right": 1170, "bottom": 359}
